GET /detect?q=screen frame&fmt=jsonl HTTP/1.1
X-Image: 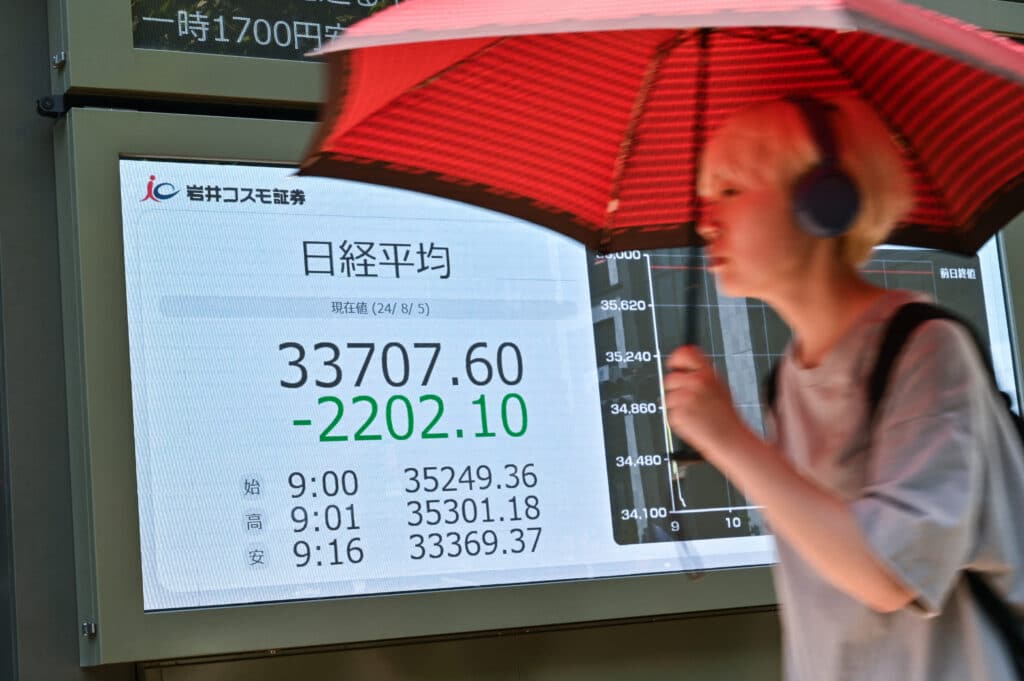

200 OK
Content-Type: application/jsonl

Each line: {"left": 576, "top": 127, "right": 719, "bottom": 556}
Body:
{"left": 48, "top": 0, "right": 323, "bottom": 106}
{"left": 55, "top": 107, "right": 778, "bottom": 666}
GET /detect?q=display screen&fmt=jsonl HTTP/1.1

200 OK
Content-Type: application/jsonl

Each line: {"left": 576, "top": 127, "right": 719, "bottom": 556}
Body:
{"left": 120, "top": 159, "right": 1018, "bottom": 611}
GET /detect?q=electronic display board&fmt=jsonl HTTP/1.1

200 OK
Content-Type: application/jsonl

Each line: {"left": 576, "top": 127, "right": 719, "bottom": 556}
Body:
{"left": 57, "top": 110, "right": 779, "bottom": 665}
{"left": 56, "top": 109, "right": 1022, "bottom": 665}
{"left": 120, "top": 159, "right": 775, "bottom": 611}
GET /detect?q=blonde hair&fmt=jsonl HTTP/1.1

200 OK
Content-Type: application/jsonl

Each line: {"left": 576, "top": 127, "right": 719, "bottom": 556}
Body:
{"left": 697, "top": 95, "right": 914, "bottom": 266}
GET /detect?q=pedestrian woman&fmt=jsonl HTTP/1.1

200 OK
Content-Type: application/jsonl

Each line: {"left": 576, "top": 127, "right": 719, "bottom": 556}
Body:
{"left": 663, "top": 94, "right": 1024, "bottom": 681}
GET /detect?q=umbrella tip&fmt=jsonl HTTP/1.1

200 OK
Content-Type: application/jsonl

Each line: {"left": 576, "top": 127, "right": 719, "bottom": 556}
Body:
{"left": 298, "top": 155, "right": 321, "bottom": 173}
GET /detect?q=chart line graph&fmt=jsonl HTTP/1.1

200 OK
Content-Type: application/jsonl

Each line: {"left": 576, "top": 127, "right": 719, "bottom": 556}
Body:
{"left": 588, "top": 246, "right": 989, "bottom": 545}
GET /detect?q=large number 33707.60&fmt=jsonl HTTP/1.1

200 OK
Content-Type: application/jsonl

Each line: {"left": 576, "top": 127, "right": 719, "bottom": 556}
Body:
{"left": 278, "top": 341, "right": 523, "bottom": 388}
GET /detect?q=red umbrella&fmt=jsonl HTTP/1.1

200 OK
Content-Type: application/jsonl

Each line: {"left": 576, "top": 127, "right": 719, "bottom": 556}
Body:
{"left": 300, "top": 0, "right": 1024, "bottom": 255}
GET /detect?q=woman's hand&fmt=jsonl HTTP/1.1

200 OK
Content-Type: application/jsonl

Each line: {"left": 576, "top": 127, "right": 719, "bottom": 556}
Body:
{"left": 663, "top": 345, "right": 748, "bottom": 458}
{"left": 663, "top": 346, "right": 915, "bottom": 612}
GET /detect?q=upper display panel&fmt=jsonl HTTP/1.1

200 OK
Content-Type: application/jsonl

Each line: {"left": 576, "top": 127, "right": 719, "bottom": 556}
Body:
{"left": 49, "top": 0, "right": 372, "bottom": 105}
{"left": 131, "top": 0, "right": 396, "bottom": 61}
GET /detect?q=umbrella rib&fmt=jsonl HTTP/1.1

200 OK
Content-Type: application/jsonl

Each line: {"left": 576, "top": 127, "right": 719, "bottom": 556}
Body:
{"left": 800, "top": 33, "right": 961, "bottom": 230}
{"left": 305, "top": 37, "right": 515, "bottom": 161}
{"left": 690, "top": 27, "right": 711, "bottom": 234}
{"left": 408, "top": 36, "right": 512, "bottom": 93}
{"left": 601, "top": 30, "right": 693, "bottom": 248}
{"left": 683, "top": 28, "right": 712, "bottom": 350}
{"left": 364, "top": 36, "right": 517, "bottom": 132}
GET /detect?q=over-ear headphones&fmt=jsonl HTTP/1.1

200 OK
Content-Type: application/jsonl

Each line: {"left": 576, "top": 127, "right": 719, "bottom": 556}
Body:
{"left": 786, "top": 95, "right": 861, "bottom": 238}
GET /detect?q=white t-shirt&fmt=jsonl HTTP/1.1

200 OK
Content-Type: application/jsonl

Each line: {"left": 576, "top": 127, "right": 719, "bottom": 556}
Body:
{"left": 770, "top": 289, "right": 1024, "bottom": 681}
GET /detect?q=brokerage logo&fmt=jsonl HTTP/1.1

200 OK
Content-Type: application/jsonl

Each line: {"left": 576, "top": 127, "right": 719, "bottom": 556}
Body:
{"left": 140, "top": 175, "right": 181, "bottom": 202}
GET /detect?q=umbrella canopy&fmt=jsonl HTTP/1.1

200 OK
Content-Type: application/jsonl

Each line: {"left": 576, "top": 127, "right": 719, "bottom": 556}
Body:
{"left": 300, "top": 0, "right": 1024, "bottom": 255}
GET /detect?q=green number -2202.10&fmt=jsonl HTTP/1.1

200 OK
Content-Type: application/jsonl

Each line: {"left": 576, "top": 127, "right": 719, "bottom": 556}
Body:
{"left": 313, "top": 393, "right": 528, "bottom": 442}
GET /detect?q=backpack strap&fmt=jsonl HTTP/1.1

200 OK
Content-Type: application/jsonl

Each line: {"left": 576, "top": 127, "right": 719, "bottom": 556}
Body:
{"left": 764, "top": 362, "right": 780, "bottom": 411}
{"left": 867, "top": 302, "right": 962, "bottom": 424}
{"left": 867, "top": 301, "right": 1003, "bottom": 424}
{"left": 966, "top": 571, "right": 1024, "bottom": 679}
